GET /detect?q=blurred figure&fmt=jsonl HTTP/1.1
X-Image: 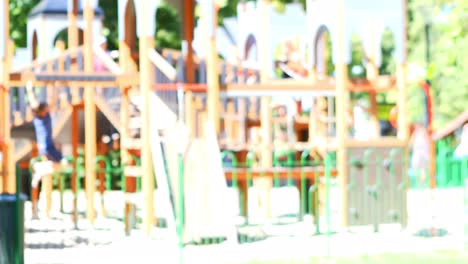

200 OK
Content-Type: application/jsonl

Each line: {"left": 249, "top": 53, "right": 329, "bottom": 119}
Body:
{"left": 352, "top": 97, "right": 372, "bottom": 140}
{"left": 454, "top": 123, "right": 468, "bottom": 160}
{"left": 410, "top": 123, "right": 431, "bottom": 185}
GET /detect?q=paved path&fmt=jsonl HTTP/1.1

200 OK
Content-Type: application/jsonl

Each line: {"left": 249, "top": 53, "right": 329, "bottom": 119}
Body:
{"left": 23, "top": 188, "right": 468, "bottom": 263}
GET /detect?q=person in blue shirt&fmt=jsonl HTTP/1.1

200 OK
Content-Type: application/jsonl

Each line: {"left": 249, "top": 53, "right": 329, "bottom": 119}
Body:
{"left": 27, "top": 82, "right": 63, "bottom": 162}
{"left": 26, "top": 82, "right": 65, "bottom": 190}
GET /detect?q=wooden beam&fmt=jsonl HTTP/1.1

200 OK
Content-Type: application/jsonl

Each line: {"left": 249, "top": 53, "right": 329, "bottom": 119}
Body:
{"left": 346, "top": 138, "right": 406, "bottom": 148}
{"left": 12, "top": 46, "right": 84, "bottom": 73}
{"left": 205, "top": 2, "right": 221, "bottom": 134}
{"left": 148, "top": 48, "right": 177, "bottom": 81}
{"left": 69, "top": 0, "right": 81, "bottom": 105}
{"left": 0, "top": 0, "right": 7, "bottom": 193}
{"left": 224, "top": 167, "right": 338, "bottom": 181}
{"left": 183, "top": 0, "right": 195, "bottom": 83}
{"left": 335, "top": 0, "right": 349, "bottom": 228}
{"left": 139, "top": 0, "right": 155, "bottom": 236}
{"left": 258, "top": 0, "right": 272, "bottom": 169}
{"left": 93, "top": 45, "right": 123, "bottom": 74}
{"left": 1, "top": 37, "right": 14, "bottom": 193}
{"left": 228, "top": 78, "right": 335, "bottom": 90}
{"left": 9, "top": 72, "right": 139, "bottom": 87}
{"left": 84, "top": 0, "right": 96, "bottom": 224}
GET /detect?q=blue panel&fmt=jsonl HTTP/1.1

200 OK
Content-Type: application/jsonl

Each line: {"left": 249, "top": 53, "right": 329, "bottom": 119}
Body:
{"left": 18, "top": 87, "right": 26, "bottom": 121}
{"left": 176, "top": 56, "right": 185, "bottom": 83}
{"left": 165, "top": 53, "right": 173, "bottom": 66}
{"left": 10, "top": 88, "right": 15, "bottom": 124}
{"left": 39, "top": 87, "right": 47, "bottom": 103}
{"left": 53, "top": 59, "right": 59, "bottom": 72}
{"left": 233, "top": 66, "right": 238, "bottom": 83}
{"left": 65, "top": 86, "right": 72, "bottom": 103}
{"left": 221, "top": 63, "right": 227, "bottom": 85}
{"left": 64, "top": 55, "right": 71, "bottom": 71}
{"left": 199, "top": 60, "right": 207, "bottom": 84}
{"left": 165, "top": 53, "right": 173, "bottom": 83}
{"left": 77, "top": 52, "right": 84, "bottom": 71}
{"left": 78, "top": 87, "right": 84, "bottom": 100}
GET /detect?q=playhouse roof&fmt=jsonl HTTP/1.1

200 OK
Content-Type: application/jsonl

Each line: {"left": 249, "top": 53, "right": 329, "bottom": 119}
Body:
{"left": 28, "top": 0, "right": 103, "bottom": 19}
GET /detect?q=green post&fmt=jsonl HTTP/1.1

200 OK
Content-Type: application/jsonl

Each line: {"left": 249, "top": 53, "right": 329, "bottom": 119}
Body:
{"left": 286, "top": 151, "right": 294, "bottom": 187}
{"left": 272, "top": 152, "right": 280, "bottom": 188}
{"left": 15, "top": 163, "right": 23, "bottom": 264}
{"left": 245, "top": 151, "right": 256, "bottom": 227}
{"left": 177, "top": 153, "right": 185, "bottom": 248}
{"left": 462, "top": 158, "right": 468, "bottom": 248}
{"left": 300, "top": 151, "right": 310, "bottom": 221}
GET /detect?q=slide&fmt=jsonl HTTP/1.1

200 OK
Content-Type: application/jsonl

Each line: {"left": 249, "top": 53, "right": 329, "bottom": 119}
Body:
{"left": 148, "top": 92, "right": 237, "bottom": 244}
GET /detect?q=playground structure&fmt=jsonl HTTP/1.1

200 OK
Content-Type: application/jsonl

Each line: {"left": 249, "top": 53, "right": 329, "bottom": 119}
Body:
{"left": 0, "top": 0, "right": 416, "bottom": 243}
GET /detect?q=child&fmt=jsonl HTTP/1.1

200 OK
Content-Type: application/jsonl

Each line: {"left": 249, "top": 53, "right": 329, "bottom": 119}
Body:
{"left": 27, "top": 81, "right": 66, "bottom": 217}
{"left": 409, "top": 123, "right": 431, "bottom": 186}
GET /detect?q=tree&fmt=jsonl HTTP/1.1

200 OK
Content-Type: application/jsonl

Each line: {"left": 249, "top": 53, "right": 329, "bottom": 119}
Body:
{"left": 407, "top": 0, "right": 468, "bottom": 129}
{"left": 9, "top": 0, "right": 41, "bottom": 48}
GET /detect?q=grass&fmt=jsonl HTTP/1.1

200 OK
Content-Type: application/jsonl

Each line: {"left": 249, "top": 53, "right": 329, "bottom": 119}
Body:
{"left": 243, "top": 250, "right": 468, "bottom": 264}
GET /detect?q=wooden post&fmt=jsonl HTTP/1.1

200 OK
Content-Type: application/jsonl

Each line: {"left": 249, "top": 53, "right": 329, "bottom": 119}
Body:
{"left": 71, "top": 105, "right": 79, "bottom": 224}
{"left": 68, "top": 0, "right": 80, "bottom": 225}
{"left": 2, "top": 42, "right": 14, "bottom": 193}
{"left": 205, "top": 1, "right": 220, "bottom": 135}
{"left": 68, "top": 0, "right": 80, "bottom": 104}
{"left": 259, "top": 0, "right": 272, "bottom": 168}
{"left": 0, "top": 0, "right": 11, "bottom": 193}
{"left": 119, "top": 45, "right": 133, "bottom": 234}
{"left": 335, "top": 0, "right": 349, "bottom": 228}
{"left": 83, "top": 0, "right": 96, "bottom": 224}
{"left": 139, "top": 0, "right": 155, "bottom": 235}
{"left": 397, "top": 0, "right": 409, "bottom": 142}
{"left": 365, "top": 25, "right": 381, "bottom": 139}
{"left": 183, "top": 0, "right": 195, "bottom": 83}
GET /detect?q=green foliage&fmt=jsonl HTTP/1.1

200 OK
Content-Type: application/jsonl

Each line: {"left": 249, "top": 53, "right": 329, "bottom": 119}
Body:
{"left": 9, "top": 0, "right": 41, "bottom": 48}
{"left": 155, "top": 3, "right": 182, "bottom": 50}
{"left": 379, "top": 29, "right": 396, "bottom": 76}
{"left": 99, "top": 0, "right": 119, "bottom": 50}
{"left": 408, "top": 0, "right": 468, "bottom": 129}
{"left": 348, "top": 34, "right": 366, "bottom": 79}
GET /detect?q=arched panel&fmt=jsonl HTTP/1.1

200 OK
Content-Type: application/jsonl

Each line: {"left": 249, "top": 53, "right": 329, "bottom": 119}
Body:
{"left": 32, "top": 31, "right": 38, "bottom": 60}
{"left": 52, "top": 27, "right": 85, "bottom": 48}
{"left": 118, "top": 0, "right": 129, "bottom": 41}
{"left": 244, "top": 34, "right": 258, "bottom": 61}
{"left": 309, "top": 23, "right": 344, "bottom": 67}
{"left": 119, "top": 0, "right": 159, "bottom": 40}
{"left": 124, "top": 0, "right": 137, "bottom": 50}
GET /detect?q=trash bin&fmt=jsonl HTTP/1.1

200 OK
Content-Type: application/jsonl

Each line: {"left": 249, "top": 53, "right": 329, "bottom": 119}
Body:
{"left": 0, "top": 193, "right": 27, "bottom": 264}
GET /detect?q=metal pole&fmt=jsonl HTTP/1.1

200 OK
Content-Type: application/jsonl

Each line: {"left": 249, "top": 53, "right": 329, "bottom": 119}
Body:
{"left": 15, "top": 163, "right": 21, "bottom": 264}
{"left": 177, "top": 153, "right": 184, "bottom": 248}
